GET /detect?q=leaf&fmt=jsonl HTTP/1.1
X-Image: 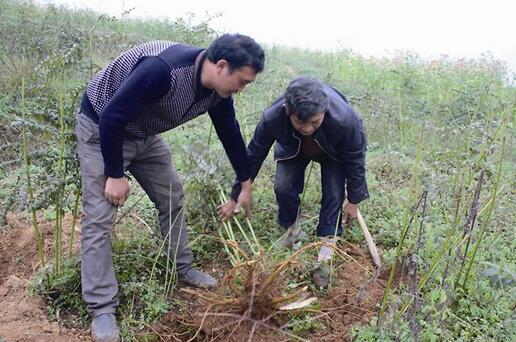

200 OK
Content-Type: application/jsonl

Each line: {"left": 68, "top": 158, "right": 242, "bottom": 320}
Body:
{"left": 480, "top": 264, "right": 516, "bottom": 289}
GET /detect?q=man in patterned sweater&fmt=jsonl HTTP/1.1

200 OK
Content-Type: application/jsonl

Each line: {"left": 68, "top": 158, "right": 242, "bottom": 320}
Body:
{"left": 75, "top": 34, "right": 264, "bottom": 342}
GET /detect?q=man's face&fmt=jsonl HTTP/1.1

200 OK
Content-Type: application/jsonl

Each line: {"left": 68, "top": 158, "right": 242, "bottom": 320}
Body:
{"left": 289, "top": 112, "right": 325, "bottom": 136}
{"left": 213, "top": 60, "right": 257, "bottom": 98}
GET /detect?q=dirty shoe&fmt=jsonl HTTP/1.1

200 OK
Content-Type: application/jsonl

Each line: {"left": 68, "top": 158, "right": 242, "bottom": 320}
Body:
{"left": 313, "top": 237, "right": 338, "bottom": 288}
{"left": 178, "top": 268, "right": 218, "bottom": 289}
{"left": 317, "top": 236, "right": 338, "bottom": 262}
{"left": 313, "top": 262, "right": 331, "bottom": 288}
{"left": 281, "top": 225, "right": 305, "bottom": 248}
{"left": 91, "top": 313, "right": 120, "bottom": 342}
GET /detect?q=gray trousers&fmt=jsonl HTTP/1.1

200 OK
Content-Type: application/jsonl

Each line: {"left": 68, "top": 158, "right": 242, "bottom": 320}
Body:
{"left": 75, "top": 112, "right": 193, "bottom": 316}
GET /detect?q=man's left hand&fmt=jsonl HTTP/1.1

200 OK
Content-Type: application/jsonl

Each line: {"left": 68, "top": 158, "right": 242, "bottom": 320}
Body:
{"left": 343, "top": 202, "right": 358, "bottom": 226}
{"left": 234, "top": 179, "right": 252, "bottom": 217}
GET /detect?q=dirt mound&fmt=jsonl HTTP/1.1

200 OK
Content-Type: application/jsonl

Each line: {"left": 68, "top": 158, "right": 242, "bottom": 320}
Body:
{"left": 0, "top": 213, "right": 389, "bottom": 341}
{"left": 154, "top": 243, "right": 386, "bottom": 341}
{"left": 0, "top": 213, "right": 87, "bottom": 342}
{"left": 313, "top": 245, "right": 384, "bottom": 341}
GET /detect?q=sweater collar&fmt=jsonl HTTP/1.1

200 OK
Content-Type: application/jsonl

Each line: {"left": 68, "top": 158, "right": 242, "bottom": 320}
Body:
{"left": 193, "top": 50, "right": 214, "bottom": 99}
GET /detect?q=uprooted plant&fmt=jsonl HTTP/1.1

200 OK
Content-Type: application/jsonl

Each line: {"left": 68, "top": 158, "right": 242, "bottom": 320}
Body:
{"left": 176, "top": 189, "right": 374, "bottom": 341}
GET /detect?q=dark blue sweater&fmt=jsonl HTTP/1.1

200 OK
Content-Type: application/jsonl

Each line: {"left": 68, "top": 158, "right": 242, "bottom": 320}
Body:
{"left": 81, "top": 41, "right": 250, "bottom": 182}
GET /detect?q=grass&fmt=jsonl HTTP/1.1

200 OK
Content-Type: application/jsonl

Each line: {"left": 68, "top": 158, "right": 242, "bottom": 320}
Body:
{"left": 1, "top": 0, "right": 515, "bottom": 340}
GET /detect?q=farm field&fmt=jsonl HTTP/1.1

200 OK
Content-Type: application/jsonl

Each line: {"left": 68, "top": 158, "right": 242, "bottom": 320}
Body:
{"left": 0, "top": 1, "right": 514, "bottom": 341}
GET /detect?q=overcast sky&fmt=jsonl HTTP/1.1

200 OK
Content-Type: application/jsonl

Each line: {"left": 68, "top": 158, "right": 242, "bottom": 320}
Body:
{"left": 38, "top": 0, "right": 516, "bottom": 73}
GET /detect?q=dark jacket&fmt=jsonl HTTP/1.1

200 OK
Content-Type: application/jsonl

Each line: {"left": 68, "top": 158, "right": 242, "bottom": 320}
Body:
{"left": 231, "top": 84, "right": 369, "bottom": 204}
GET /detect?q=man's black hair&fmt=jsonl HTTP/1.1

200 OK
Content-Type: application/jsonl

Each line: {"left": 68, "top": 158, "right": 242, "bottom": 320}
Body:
{"left": 285, "top": 76, "right": 329, "bottom": 121}
{"left": 207, "top": 33, "right": 265, "bottom": 73}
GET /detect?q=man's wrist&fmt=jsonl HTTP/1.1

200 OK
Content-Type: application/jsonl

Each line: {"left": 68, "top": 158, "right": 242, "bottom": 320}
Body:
{"left": 240, "top": 179, "right": 252, "bottom": 190}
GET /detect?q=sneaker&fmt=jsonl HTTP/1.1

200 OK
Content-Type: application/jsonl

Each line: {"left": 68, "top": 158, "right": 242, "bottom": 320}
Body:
{"left": 178, "top": 267, "right": 218, "bottom": 289}
{"left": 313, "top": 262, "right": 331, "bottom": 288}
{"left": 281, "top": 225, "right": 306, "bottom": 249}
{"left": 91, "top": 313, "right": 120, "bottom": 342}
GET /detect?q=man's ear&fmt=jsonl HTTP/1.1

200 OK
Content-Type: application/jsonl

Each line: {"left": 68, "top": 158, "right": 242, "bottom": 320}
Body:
{"left": 215, "top": 59, "right": 229, "bottom": 74}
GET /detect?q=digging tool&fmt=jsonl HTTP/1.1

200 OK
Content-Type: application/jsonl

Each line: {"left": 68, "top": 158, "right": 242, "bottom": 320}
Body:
{"left": 348, "top": 206, "right": 382, "bottom": 268}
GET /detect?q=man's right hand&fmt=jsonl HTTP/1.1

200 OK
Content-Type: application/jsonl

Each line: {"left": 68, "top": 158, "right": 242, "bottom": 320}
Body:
{"left": 217, "top": 179, "right": 253, "bottom": 221}
{"left": 105, "top": 177, "right": 130, "bottom": 207}
{"left": 217, "top": 199, "right": 237, "bottom": 221}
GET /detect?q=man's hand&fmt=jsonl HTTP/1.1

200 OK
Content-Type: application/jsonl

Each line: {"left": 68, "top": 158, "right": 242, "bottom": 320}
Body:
{"left": 217, "top": 179, "right": 252, "bottom": 221}
{"left": 235, "top": 179, "right": 252, "bottom": 217}
{"left": 105, "top": 177, "right": 130, "bottom": 207}
{"left": 218, "top": 199, "right": 237, "bottom": 221}
{"left": 343, "top": 202, "right": 358, "bottom": 226}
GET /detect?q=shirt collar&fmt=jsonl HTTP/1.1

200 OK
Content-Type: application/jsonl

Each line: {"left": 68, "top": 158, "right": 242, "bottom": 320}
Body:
{"left": 193, "top": 50, "right": 214, "bottom": 99}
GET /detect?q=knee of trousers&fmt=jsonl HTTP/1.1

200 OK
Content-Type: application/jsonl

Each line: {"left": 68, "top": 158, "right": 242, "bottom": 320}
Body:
{"left": 274, "top": 183, "right": 298, "bottom": 199}
{"left": 81, "top": 206, "right": 116, "bottom": 239}
{"left": 154, "top": 189, "right": 184, "bottom": 215}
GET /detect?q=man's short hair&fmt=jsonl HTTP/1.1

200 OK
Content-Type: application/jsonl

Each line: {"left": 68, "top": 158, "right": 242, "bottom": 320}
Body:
{"left": 285, "top": 76, "right": 329, "bottom": 121}
{"left": 207, "top": 33, "right": 265, "bottom": 73}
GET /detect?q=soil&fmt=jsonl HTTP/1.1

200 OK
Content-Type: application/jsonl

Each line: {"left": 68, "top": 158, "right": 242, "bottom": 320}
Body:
{"left": 0, "top": 213, "right": 390, "bottom": 342}
{"left": 0, "top": 213, "right": 88, "bottom": 342}
{"left": 154, "top": 243, "right": 389, "bottom": 342}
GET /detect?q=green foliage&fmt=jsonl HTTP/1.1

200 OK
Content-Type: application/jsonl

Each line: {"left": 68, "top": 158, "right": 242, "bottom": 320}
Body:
{"left": 480, "top": 262, "right": 516, "bottom": 289}
{"left": 287, "top": 311, "right": 326, "bottom": 334}
{"left": 181, "top": 142, "right": 233, "bottom": 262}
{"left": 29, "top": 256, "right": 86, "bottom": 321}
{"left": 1, "top": 0, "right": 514, "bottom": 340}
{"left": 29, "top": 226, "right": 174, "bottom": 337}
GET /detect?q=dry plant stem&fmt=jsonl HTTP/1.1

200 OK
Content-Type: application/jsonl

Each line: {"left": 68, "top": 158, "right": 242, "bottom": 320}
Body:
{"left": 396, "top": 232, "right": 469, "bottom": 319}
{"left": 114, "top": 192, "right": 147, "bottom": 225}
{"left": 257, "top": 242, "right": 320, "bottom": 298}
{"left": 147, "top": 188, "right": 183, "bottom": 296}
{"left": 222, "top": 264, "right": 243, "bottom": 296}
{"left": 142, "top": 322, "right": 181, "bottom": 342}
{"left": 407, "top": 190, "right": 428, "bottom": 340}
{"left": 195, "top": 312, "right": 310, "bottom": 342}
{"left": 377, "top": 191, "right": 426, "bottom": 325}
{"left": 67, "top": 189, "right": 81, "bottom": 258}
{"left": 462, "top": 137, "right": 506, "bottom": 289}
{"left": 128, "top": 212, "right": 153, "bottom": 232}
{"left": 332, "top": 244, "right": 372, "bottom": 274}
{"left": 454, "top": 170, "right": 484, "bottom": 289}
{"left": 247, "top": 322, "right": 258, "bottom": 342}
{"left": 220, "top": 239, "right": 251, "bottom": 260}
{"left": 187, "top": 304, "right": 214, "bottom": 342}
{"left": 179, "top": 288, "right": 242, "bottom": 306}
{"left": 356, "top": 208, "right": 382, "bottom": 268}
{"left": 209, "top": 314, "right": 249, "bottom": 333}
{"left": 270, "top": 286, "right": 308, "bottom": 305}
{"left": 54, "top": 91, "right": 67, "bottom": 274}
{"left": 236, "top": 268, "right": 259, "bottom": 340}
{"left": 441, "top": 172, "right": 465, "bottom": 287}
{"left": 221, "top": 259, "right": 261, "bottom": 295}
